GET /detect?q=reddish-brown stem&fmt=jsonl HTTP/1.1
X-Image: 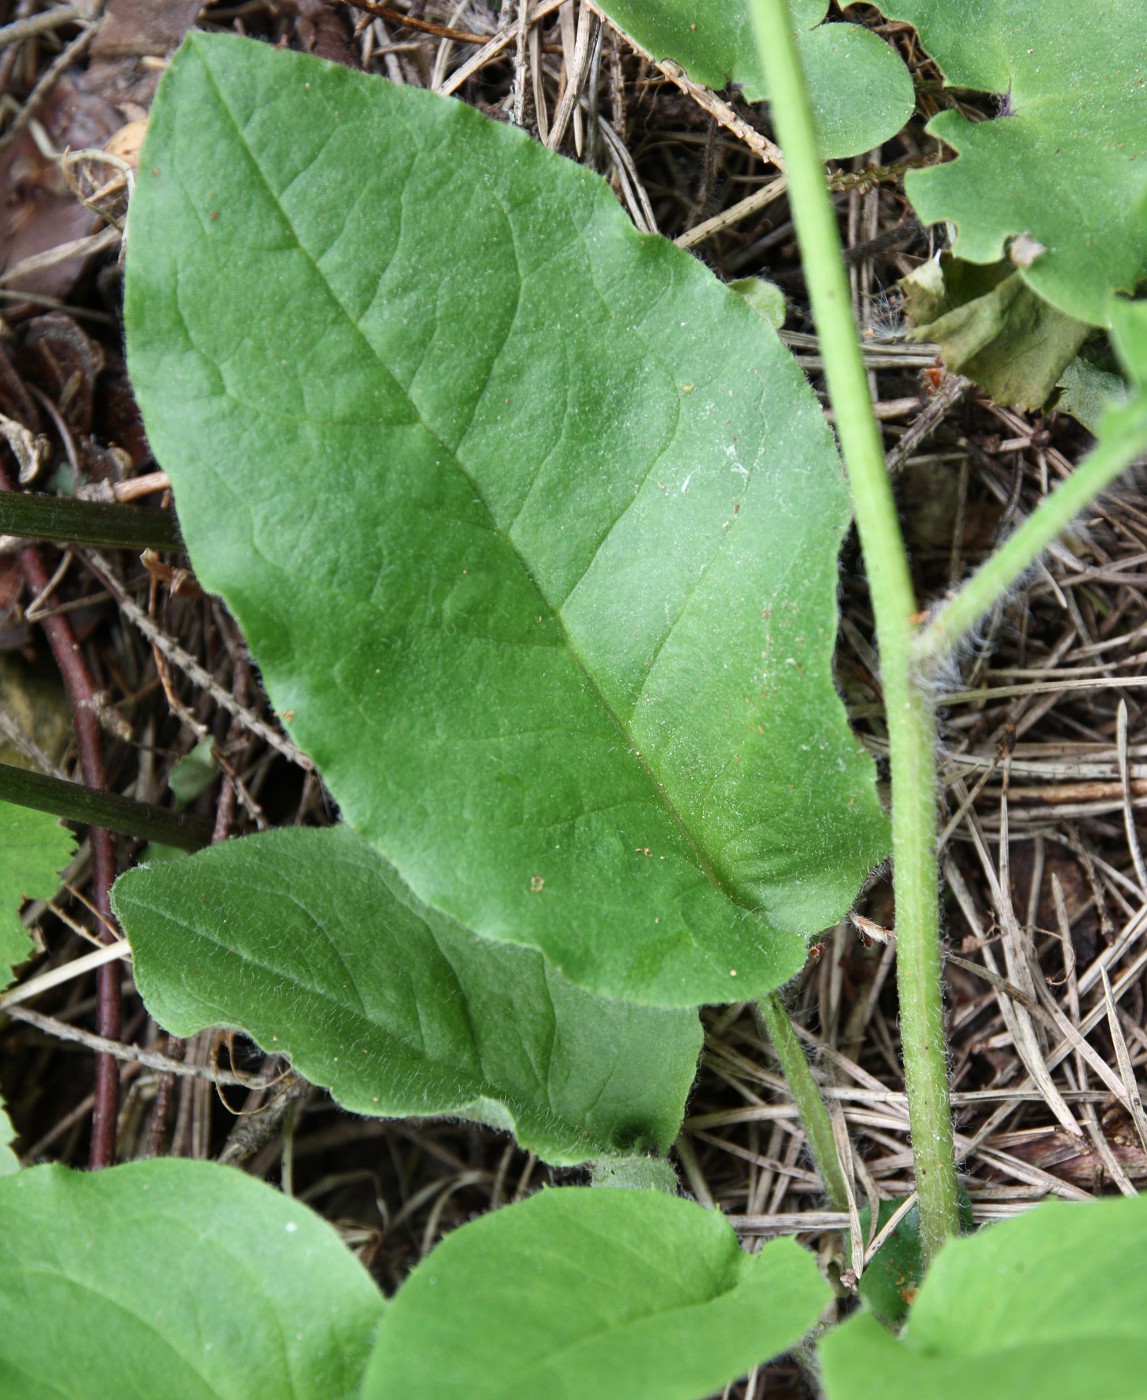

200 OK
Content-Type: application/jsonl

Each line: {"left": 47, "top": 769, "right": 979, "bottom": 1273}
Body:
{"left": 1, "top": 464, "right": 121, "bottom": 1168}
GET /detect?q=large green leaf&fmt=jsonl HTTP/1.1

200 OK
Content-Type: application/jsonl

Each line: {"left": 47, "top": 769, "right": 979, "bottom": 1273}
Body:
{"left": 820, "top": 1195, "right": 1147, "bottom": 1400}
{"left": 597, "top": 0, "right": 914, "bottom": 158}
{"left": 112, "top": 826, "right": 701, "bottom": 1164}
{"left": 878, "top": 1, "right": 1147, "bottom": 327}
{"left": 0, "top": 1159, "right": 384, "bottom": 1400}
{"left": 0, "top": 799, "right": 74, "bottom": 986}
{"left": 125, "top": 34, "right": 888, "bottom": 1008}
{"left": 362, "top": 1186, "right": 831, "bottom": 1398}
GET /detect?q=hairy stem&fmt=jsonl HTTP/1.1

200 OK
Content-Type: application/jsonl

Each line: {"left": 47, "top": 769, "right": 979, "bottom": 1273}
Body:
{"left": 915, "top": 397, "right": 1147, "bottom": 669}
{"left": 756, "top": 993, "right": 848, "bottom": 1210}
{"left": 750, "top": 0, "right": 961, "bottom": 1261}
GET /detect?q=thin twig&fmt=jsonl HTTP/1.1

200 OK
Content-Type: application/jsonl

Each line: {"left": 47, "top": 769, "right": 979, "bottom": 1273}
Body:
{"left": 7, "top": 1006, "right": 279, "bottom": 1088}
{"left": 84, "top": 552, "right": 312, "bottom": 771}
{"left": 339, "top": 0, "right": 487, "bottom": 44}
{"left": 0, "top": 1, "right": 99, "bottom": 51}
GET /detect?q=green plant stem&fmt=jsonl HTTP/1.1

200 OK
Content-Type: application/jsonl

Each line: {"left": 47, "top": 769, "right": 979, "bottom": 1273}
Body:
{"left": 750, "top": 0, "right": 961, "bottom": 1262}
{"left": 915, "top": 397, "right": 1147, "bottom": 670}
{"left": 0, "top": 491, "right": 182, "bottom": 551}
{"left": 756, "top": 993, "right": 847, "bottom": 1211}
{"left": 0, "top": 761, "right": 212, "bottom": 851}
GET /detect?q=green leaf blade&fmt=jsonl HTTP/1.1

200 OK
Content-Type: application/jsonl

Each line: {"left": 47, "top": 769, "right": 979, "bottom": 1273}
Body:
{"left": 362, "top": 1187, "right": 831, "bottom": 1399}
{"left": 1110, "top": 295, "right": 1147, "bottom": 386}
{"left": 126, "top": 34, "right": 889, "bottom": 1006}
{"left": 592, "top": 1, "right": 914, "bottom": 157}
{"left": 821, "top": 1195, "right": 1147, "bottom": 1400}
{"left": 879, "top": 1, "right": 1147, "bottom": 327}
{"left": 0, "top": 799, "right": 75, "bottom": 986}
{"left": 0, "top": 1159, "right": 384, "bottom": 1400}
{"left": 799, "top": 16, "right": 917, "bottom": 160}
{"left": 112, "top": 826, "right": 702, "bottom": 1164}
{"left": 0, "top": 1096, "right": 17, "bottom": 1175}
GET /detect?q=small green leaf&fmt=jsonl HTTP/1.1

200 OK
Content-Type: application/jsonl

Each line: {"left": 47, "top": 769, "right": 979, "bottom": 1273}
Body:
{"left": 901, "top": 254, "right": 1090, "bottom": 408}
{"left": 0, "top": 1097, "right": 18, "bottom": 1176}
{"left": 729, "top": 276, "right": 787, "bottom": 329}
{"left": 0, "top": 799, "right": 74, "bottom": 986}
{"left": 1056, "top": 354, "right": 1129, "bottom": 435}
{"left": 0, "top": 1159, "right": 384, "bottom": 1400}
{"left": 848, "top": 1191, "right": 973, "bottom": 1327}
{"left": 1085, "top": 300, "right": 1147, "bottom": 449}
{"left": 590, "top": 1155, "right": 681, "bottom": 1193}
{"left": 113, "top": 826, "right": 703, "bottom": 1164}
{"left": 137, "top": 841, "right": 191, "bottom": 864}
{"left": 1110, "top": 297, "right": 1147, "bottom": 386}
{"left": 850, "top": 1198, "right": 924, "bottom": 1327}
{"left": 362, "top": 1187, "right": 831, "bottom": 1399}
{"left": 596, "top": 1, "right": 914, "bottom": 157}
{"left": 167, "top": 737, "right": 218, "bottom": 805}
{"left": 125, "top": 34, "right": 889, "bottom": 1008}
{"left": 1054, "top": 299, "right": 1146, "bottom": 432}
{"left": 821, "top": 1195, "right": 1147, "bottom": 1400}
{"left": 877, "top": 1, "right": 1147, "bottom": 327}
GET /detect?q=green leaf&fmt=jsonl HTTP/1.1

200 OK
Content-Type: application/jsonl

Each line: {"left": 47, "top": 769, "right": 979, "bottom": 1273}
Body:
{"left": 1054, "top": 299, "right": 1146, "bottom": 432}
{"left": 847, "top": 1191, "right": 973, "bottom": 1328}
{"left": 167, "top": 737, "right": 218, "bottom": 805}
{"left": 1110, "top": 296, "right": 1147, "bottom": 386}
{"left": 901, "top": 254, "right": 1090, "bottom": 409}
{"left": 729, "top": 275, "right": 788, "bottom": 330}
{"left": 138, "top": 840, "right": 191, "bottom": 864}
{"left": 1085, "top": 299, "right": 1147, "bottom": 463}
{"left": 0, "top": 1158, "right": 384, "bottom": 1400}
{"left": 590, "top": 1155, "right": 681, "bottom": 1192}
{"left": 124, "top": 34, "right": 889, "bottom": 1007}
{"left": 877, "top": 1, "right": 1147, "bottom": 327}
{"left": 1056, "top": 354, "right": 1130, "bottom": 434}
{"left": 820, "top": 1195, "right": 1147, "bottom": 1400}
{"left": 362, "top": 1187, "right": 831, "bottom": 1398}
{"left": 113, "top": 826, "right": 702, "bottom": 1164}
{"left": 0, "top": 1096, "right": 18, "bottom": 1176}
{"left": 0, "top": 799, "right": 74, "bottom": 986}
{"left": 595, "top": 1, "right": 914, "bottom": 158}
{"left": 849, "top": 1198, "right": 924, "bottom": 1327}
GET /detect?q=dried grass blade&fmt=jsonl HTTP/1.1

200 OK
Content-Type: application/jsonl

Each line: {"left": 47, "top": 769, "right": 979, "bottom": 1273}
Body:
{"left": 1117, "top": 698, "right": 1147, "bottom": 895}
{"left": 1099, "top": 964, "right": 1147, "bottom": 1158}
